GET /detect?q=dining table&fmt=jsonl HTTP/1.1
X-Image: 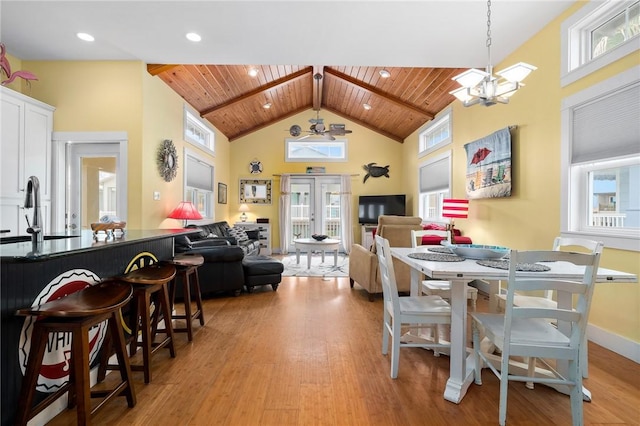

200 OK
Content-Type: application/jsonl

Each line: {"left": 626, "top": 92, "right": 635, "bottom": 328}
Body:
{"left": 390, "top": 245, "right": 637, "bottom": 404}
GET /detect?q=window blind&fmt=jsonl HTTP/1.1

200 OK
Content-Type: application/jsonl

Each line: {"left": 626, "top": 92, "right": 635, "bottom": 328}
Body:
{"left": 419, "top": 157, "right": 449, "bottom": 193}
{"left": 572, "top": 82, "right": 640, "bottom": 163}
{"left": 186, "top": 156, "right": 213, "bottom": 191}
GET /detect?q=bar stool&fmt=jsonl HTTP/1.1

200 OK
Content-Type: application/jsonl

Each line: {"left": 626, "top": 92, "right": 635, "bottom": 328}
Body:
{"left": 164, "top": 253, "right": 205, "bottom": 341}
{"left": 15, "top": 280, "right": 136, "bottom": 426}
{"left": 113, "top": 263, "right": 177, "bottom": 384}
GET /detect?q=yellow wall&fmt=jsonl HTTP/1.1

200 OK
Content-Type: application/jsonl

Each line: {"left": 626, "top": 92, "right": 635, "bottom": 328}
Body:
{"left": 230, "top": 109, "right": 404, "bottom": 248}
{"left": 14, "top": 61, "right": 231, "bottom": 229}
{"left": 402, "top": 2, "right": 640, "bottom": 342}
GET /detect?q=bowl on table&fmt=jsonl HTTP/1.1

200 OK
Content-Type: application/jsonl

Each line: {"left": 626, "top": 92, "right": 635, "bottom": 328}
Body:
{"left": 311, "top": 234, "right": 328, "bottom": 241}
{"left": 441, "top": 242, "right": 509, "bottom": 260}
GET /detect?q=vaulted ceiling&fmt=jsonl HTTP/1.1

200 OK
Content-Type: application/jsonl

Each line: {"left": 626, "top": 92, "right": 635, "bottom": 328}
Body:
{"left": 149, "top": 64, "right": 467, "bottom": 142}
{"left": 2, "top": 1, "right": 574, "bottom": 143}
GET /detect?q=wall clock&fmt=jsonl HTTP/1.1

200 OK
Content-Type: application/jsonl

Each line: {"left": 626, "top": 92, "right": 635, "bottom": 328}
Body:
{"left": 157, "top": 139, "right": 178, "bottom": 182}
{"left": 249, "top": 160, "right": 263, "bottom": 174}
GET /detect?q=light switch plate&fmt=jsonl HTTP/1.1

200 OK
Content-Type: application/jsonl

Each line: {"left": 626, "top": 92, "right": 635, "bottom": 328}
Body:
{"left": 153, "top": 191, "right": 160, "bottom": 200}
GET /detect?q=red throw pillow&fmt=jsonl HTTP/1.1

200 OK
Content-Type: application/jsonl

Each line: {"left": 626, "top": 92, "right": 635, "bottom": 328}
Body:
{"left": 424, "top": 223, "right": 446, "bottom": 231}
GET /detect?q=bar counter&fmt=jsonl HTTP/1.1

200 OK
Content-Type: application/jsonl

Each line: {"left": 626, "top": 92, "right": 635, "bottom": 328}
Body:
{"left": 0, "top": 228, "right": 196, "bottom": 425}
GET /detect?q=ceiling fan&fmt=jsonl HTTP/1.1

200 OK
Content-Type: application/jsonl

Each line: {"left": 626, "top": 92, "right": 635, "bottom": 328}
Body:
{"left": 287, "top": 73, "right": 353, "bottom": 141}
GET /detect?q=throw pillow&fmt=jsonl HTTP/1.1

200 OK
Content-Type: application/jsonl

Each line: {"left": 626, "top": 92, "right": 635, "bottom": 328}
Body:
{"left": 229, "top": 226, "right": 249, "bottom": 242}
{"left": 207, "top": 233, "right": 218, "bottom": 238}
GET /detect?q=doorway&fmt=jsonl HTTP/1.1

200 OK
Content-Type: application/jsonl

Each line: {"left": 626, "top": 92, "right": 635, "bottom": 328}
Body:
{"left": 289, "top": 176, "right": 342, "bottom": 241}
{"left": 52, "top": 132, "right": 128, "bottom": 233}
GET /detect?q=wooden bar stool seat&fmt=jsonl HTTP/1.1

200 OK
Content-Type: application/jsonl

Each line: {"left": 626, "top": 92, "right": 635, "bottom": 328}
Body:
{"left": 102, "top": 263, "right": 177, "bottom": 384}
{"left": 15, "top": 280, "right": 136, "bottom": 426}
{"left": 164, "top": 253, "right": 205, "bottom": 341}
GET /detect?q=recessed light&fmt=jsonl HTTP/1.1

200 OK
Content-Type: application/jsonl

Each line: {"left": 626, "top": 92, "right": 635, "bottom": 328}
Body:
{"left": 248, "top": 68, "right": 259, "bottom": 77}
{"left": 263, "top": 102, "right": 272, "bottom": 109}
{"left": 379, "top": 69, "right": 391, "bottom": 78}
{"left": 186, "top": 32, "right": 201, "bottom": 42}
{"left": 76, "top": 33, "right": 95, "bottom": 42}
{"left": 363, "top": 103, "right": 372, "bottom": 110}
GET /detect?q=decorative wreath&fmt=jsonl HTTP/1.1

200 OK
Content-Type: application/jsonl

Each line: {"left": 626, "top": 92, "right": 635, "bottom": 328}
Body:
{"left": 157, "top": 139, "right": 178, "bottom": 182}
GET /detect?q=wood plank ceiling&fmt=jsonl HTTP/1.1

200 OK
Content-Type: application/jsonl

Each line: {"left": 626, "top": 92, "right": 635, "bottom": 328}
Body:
{"left": 148, "top": 64, "right": 468, "bottom": 143}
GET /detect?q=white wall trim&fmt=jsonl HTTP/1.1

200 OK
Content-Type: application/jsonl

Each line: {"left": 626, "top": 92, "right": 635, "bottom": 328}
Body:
{"left": 587, "top": 323, "right": 640, "bottom": 363}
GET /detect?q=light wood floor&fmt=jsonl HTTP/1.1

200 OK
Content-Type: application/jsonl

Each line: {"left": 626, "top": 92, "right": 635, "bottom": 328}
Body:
{"left": 49, "top": 276, "right": 639, "bottom": 425}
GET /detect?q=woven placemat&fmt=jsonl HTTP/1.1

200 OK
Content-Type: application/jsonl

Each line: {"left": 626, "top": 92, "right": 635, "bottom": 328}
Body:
{"left": 408, "top": 252, "right": 465, "bottom": 262}
{"left": 476, "top": 260, "right": 551, "bottom": 272}
{"left": 427, "top": 247, "right": 454, "bottom": 254}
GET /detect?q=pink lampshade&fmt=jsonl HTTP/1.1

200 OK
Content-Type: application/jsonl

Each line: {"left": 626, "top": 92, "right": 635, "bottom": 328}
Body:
{"left": 442, "top": 198, "right": 469, "bottom": 219}
{"left": 168, "top": 201, "right": 203, "bottom": 220}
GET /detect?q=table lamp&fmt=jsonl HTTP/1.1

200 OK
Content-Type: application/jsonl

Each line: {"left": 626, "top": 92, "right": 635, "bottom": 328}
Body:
{"left": 168, "top": 201, "right": 202, "bottom": 227}
{"left": 239, "top": 203, "right": 250, "bottom": 222}
{"left": 442, "top": 198, "right": 469, "bottom": 243}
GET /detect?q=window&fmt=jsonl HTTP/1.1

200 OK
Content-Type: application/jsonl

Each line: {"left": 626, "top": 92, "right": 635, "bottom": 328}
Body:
{"left": 561, "top": 66, "right": 640, "bottom": 251}
{"left": 418, "top": 152, "right": 451, "bottom": 221}
{"left": 561, "top": 0, "right": 640, "bottom": 86}
{"left": 184, "top": 150, "right": 214, "bottom": 219}
{"left": 285, "top": 139, "right": 347, "bottom": 162}
{"left": 419, "top": 110, "right": 451, "bottom": 156}
{"left": 184, "top": 107, "right": 215, "bottom": 153}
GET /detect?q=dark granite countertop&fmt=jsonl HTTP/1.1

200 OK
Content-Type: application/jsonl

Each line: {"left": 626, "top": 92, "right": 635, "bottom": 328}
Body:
{"left": 0, "top": 229, "right": 195, "bottom": 260}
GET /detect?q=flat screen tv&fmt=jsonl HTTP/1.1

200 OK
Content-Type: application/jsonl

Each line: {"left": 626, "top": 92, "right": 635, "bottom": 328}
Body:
{"left": 358, "top": 194, "right": 406, "bottom": 224}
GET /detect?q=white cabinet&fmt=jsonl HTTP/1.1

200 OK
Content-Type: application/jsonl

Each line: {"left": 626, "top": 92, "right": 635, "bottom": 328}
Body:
{"left": 1, "top": 87, "right": 55, "bottom": 236}
{"left": 235, "top": 222, "right": 271, "bottom": 255}
{"left": 361, "top": 225, "right": 376, "bottom": 249}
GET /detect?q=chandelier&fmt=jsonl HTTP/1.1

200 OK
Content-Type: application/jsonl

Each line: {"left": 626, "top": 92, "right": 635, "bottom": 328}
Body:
{"left": 450, "top": 0, "right": 536, "bottom": 107}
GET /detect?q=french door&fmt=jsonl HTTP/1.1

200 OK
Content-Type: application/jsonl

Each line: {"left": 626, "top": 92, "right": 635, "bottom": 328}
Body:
{"left": 289, "top": 176, "right": 342, "bottom": 241}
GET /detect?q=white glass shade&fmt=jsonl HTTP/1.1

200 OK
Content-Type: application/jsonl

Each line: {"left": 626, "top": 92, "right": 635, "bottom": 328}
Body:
{"left": 452, "top": 68, "right": 488, "bottom": 88}
{"left": 449, "top": 87, "right": 474, "bottom": 102}
{"left": 496, "top": 62, "right": 537, "bottom": 82}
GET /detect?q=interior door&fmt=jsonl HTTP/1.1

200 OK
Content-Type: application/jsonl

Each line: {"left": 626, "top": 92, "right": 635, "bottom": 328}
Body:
{"left": 67, "top": 143, "right": 122, "bottom": 231}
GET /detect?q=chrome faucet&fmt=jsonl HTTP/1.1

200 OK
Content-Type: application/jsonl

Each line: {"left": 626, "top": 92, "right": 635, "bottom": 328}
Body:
{"left": 24, "top": 176, "right": 43, "bottom": 245}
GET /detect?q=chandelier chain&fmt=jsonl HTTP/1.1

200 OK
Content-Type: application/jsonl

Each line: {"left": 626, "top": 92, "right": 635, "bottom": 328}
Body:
{"left": 486, "top": 0, "right": 492, "bottom": 73}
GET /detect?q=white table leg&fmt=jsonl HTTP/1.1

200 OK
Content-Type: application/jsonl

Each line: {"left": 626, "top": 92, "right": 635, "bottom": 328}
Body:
{"left": 296, "top": 248, "right": 301, "bottom": 265}
{"left": 444, "top": 279, "right": 475, "bottom": 403}
{"left": 321, "top": 250, "right": 325, "bottom": 264}
{"left": 307, "top": 249, "right": 312, "bottom": 269}
{"left": 333, "top": 249, "right": 338, "bottom": 266}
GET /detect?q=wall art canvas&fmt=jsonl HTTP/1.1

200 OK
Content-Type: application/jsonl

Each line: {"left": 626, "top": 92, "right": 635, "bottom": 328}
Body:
{"left": 464, "top": 127, "right": 512, "bottom": 199}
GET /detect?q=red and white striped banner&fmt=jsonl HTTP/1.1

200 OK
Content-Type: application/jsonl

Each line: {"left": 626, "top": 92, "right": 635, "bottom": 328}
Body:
{"left": 442, "top": 199, "right": 469, "bottom": 219}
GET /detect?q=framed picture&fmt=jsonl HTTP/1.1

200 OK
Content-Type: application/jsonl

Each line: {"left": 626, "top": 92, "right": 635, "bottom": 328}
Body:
{"left": 239, "top": 179, "right": 272, "bottom": 204}
{"left": 217, "top": 182, "right": 227, "bottom": 204}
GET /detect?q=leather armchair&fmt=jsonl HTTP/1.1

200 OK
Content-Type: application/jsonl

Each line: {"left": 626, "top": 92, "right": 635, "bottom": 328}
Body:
{"left": 349, "top": 215, "right": 423, "bottom": 301}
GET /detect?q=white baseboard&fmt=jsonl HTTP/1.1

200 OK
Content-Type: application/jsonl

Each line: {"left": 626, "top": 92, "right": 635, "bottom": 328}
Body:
{"left": 587, "top": 323, "right": 640, "bottom": 363}
{"left": 470, "top": 280, "right": 639, "bottom": 364}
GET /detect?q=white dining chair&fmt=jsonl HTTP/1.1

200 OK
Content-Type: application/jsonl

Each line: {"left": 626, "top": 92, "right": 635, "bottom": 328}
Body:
{"left": 375, "top": 235, "right": 451, "bottom": 379}
{"left": 471, "top": 248, "right": 601, "bottom": 426}
{"left": 495, "top": 237, "right": 603, "bottom": 382}
{"left": 411, "top": 229, "right": 478, "bottom": 311}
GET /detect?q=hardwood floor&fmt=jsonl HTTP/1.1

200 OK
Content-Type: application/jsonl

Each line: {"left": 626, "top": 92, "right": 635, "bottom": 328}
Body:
{"left": 49, "top": 276, "right": 639, "bottom": 425}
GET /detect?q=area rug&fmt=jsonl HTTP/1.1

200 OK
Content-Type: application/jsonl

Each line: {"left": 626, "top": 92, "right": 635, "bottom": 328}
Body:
{"left": 281, "top": 254, "right": 349, "bottom": 277}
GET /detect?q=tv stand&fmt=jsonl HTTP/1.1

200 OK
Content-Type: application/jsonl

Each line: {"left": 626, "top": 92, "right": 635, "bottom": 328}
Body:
{"left": 361, "top": 224, "right": 376, "bottom": 249}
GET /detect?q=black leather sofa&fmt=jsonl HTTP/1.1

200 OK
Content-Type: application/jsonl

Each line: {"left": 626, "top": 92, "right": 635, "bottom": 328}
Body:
{"left": 184, "top": 221, "right": 260, "bottom": 256}
{"left": 173, "top": 221, "right": 261, "bottom": 297}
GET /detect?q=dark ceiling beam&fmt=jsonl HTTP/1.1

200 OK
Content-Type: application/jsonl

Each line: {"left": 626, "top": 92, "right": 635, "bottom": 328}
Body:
{"left": 322, "top": 106, "right": 404, "bottom": 143}
{"left": 200, "top": 67, "right": 312, "bottom": 117}
{"left": 146, "top": 64, "right": 179, "bottom": 76}
{"left": 324, "top": 68, "right": 434, "bottom": 120}
{"left": 312, "top": 65, "right": 324, "bottom": 111}
{"left": 228, "top": 105, "right": 311, "bottom": 142}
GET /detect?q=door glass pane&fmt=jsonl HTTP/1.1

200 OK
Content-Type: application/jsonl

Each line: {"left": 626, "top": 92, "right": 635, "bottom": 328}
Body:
{"left": 290, "top": 182, "right": 311, "bottom": 239}
{"left": 320, "top": 182, "right": 341, "bottom": 238}
{"left": 82, "top": 157, "right": 116, "bottom": 228}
